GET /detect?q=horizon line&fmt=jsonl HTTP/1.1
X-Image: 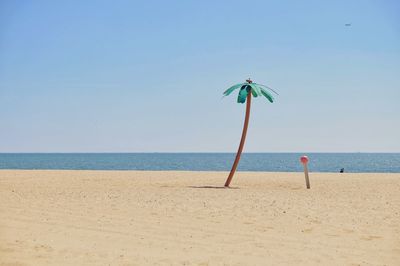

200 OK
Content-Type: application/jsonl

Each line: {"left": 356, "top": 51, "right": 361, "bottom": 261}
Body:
{"left": 1, "top": 151, "right": 399, "bottom": 154}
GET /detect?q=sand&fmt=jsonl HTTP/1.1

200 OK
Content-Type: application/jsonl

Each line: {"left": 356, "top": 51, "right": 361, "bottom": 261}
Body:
{"left": 0, "top": 170, "right": 399, "bottom": 265}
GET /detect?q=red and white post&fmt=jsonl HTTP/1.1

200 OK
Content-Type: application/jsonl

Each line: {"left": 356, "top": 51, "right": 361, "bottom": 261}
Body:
{"left": 300, "top": 156, "right": 311, "bottom": 189}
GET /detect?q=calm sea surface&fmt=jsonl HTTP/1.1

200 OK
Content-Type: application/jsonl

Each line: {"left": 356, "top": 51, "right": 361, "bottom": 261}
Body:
{"left": 0, "top": 153, "right": 399, "bottom": 173}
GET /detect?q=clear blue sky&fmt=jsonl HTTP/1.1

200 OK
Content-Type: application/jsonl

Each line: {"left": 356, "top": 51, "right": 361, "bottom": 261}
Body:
{"left": 0, "top": 0, "right": 399, "bottom": 152}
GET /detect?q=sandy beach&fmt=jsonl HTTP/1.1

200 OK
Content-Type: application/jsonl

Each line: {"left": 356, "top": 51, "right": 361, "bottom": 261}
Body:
{"left": 0, "top": 170, "right": 399, "bottom": 265}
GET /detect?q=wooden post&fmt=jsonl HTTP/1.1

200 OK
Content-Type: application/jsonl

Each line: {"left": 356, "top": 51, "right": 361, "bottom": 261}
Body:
{"left": 303, "top": 163, "right": 310, "bottom": 189}
{"left": 300, "top": 156, "right": 310, "bottom": 189}
{"left": 224, "top": 91, "right": 252, "bottom": 187}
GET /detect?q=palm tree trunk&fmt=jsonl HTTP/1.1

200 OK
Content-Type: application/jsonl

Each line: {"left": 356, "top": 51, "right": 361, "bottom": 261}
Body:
{"left": 224, "top": 92, "right": 252, "bottom": 187}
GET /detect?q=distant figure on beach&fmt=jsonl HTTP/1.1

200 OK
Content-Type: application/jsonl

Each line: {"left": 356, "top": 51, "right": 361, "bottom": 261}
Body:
{"left": 340, "top": 168, "right": 344, "bottom": 173}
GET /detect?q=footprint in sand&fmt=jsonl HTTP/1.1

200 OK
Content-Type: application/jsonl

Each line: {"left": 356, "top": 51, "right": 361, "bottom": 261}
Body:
{"left": 0, "top": 247, "right": 15, "bottom": 253}
{"left": 33, "top": 244, "right": 53, "bottom": 252}
{"left": 360, "top": 235, "right": 382, "bottom": 241}
{"left": 301, "top": 228, "right": 313, "bottom": 233}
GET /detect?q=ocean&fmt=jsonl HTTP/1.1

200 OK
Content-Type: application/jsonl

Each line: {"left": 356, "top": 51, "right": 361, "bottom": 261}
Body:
{"left": 0, "top": 153, "right": 399, "bottom": 173}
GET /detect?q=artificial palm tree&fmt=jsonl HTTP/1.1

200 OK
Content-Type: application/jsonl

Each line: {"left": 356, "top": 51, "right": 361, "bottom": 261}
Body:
{"left": 223, "top": 78, "right": 277, "bottom": 187}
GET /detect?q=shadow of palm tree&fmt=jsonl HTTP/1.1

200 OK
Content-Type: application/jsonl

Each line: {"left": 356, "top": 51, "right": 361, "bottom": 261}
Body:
{"left": 187, "top": 186, "right": 240, "bottom": 189}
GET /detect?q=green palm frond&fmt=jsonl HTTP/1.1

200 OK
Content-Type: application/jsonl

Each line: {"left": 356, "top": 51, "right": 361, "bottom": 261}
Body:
{"left": 237, "top": 86, "right": 249, "bottom": 103}
{"left": 259, "top": 87, "right": 274, "bottom": 103}
{"left": 223, "top": 83, "right": 245, "bottom": 96}
{"left": 249, "top": 84, "right": 262, "bottom": 97}
{"left": 254, "top": 83, "right": 279, "bottom": 96}
{"left": 222, "top": 80, "right": 277, "bottom": 104}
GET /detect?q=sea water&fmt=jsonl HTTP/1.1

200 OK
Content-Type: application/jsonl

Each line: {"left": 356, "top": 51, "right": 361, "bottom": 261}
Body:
{"left": 0, "top": 153, "right": 399, "bottom": 173}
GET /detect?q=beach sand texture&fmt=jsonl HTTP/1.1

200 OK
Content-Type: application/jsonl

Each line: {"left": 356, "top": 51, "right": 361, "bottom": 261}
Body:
{"left": 1, "top": 170, "right": 399, "bottom": 265}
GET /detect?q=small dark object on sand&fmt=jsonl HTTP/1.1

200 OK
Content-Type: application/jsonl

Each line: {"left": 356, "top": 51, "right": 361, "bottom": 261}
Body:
{"left": 340, "top": 168, "right": 344, "bottom": 173}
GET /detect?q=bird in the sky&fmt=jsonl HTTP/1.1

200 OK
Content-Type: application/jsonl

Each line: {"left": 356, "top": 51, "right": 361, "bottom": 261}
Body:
{"left": 345, "top": 23, "right": 351, "bottom": 26}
